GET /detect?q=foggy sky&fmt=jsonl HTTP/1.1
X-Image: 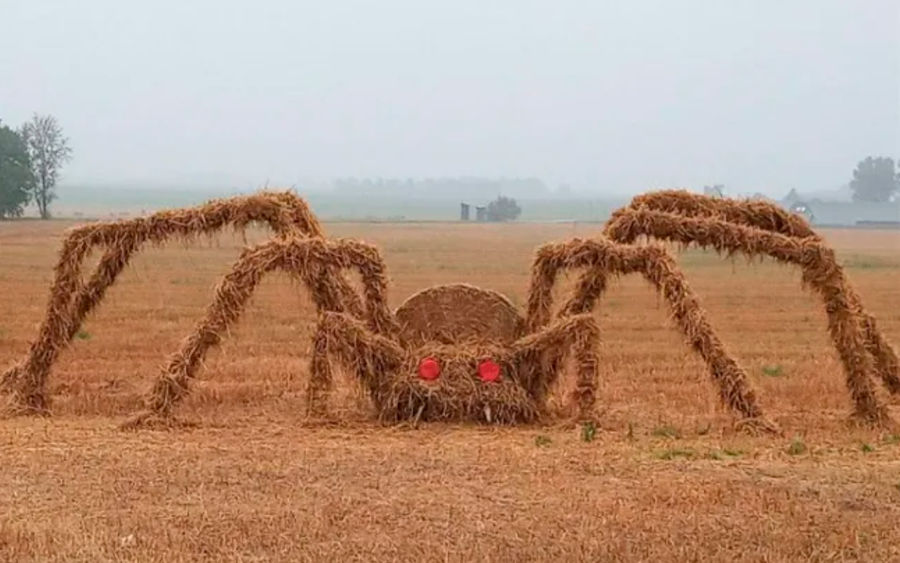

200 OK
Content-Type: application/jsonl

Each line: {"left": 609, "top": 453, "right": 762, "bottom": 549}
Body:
{"left": 2, "top": 1, "right": 898, "bottom": 195}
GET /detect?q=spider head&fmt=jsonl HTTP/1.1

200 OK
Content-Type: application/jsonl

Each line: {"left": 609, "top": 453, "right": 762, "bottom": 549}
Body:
{"left": 380, "top": 343, "right": 539, "bottom": 424}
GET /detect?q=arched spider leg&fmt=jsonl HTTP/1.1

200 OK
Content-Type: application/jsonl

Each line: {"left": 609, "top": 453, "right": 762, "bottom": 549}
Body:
{"left": 530, "top": 238, "right": 778, "bottom": 433}
{"left": 551, "top": 190, "right": 820, "bottom": 337}
{"left": 2, "top": 192, "right": 362, "bottom": 415}
{"left": 608, "top": 189, "right": 816, "bottom": 237}
{"left": 605, "top": 208, "right": 893, "bottom": 426}
{"left": 606, "top": 191, "right": 900, "bottom": 397}
{"left": 307, "top": 311, "right": 404, "bottom": 417}
{"left": 509, "top": 313, "right": 600, "bottom": 421}
{"left": 123, "top": 237, "right": 397, "bottom": 425}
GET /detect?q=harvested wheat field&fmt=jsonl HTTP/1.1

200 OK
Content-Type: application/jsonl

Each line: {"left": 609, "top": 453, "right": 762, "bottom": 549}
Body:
{"left": 1, "top": 218, "right": 899, "bottom": 562}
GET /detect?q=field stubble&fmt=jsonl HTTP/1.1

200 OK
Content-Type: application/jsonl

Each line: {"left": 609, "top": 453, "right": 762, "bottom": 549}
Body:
{"left": 1, "top": 220, "right": 899, "bottom": 561}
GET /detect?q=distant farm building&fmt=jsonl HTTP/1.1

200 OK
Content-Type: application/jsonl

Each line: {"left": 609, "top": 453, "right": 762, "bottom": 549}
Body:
{"left": 460, "top": 202, "right": 489, "bottom": 222}
{"left": 460, "top": 202, "right": 470, "bottom": 221}
{"left": 783, "top": 200, "right": 900, "bottom": 227}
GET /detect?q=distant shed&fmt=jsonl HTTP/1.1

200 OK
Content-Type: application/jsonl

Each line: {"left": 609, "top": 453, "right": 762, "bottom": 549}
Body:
{"left": 800, "top": 201, "right": 900, "bottom": 226}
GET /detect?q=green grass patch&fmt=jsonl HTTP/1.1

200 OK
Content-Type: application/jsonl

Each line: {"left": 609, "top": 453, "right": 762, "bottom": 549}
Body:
{"left": 655, "top": 448, "right": 696, "bottom": 460}
{"left": 786, "top": 436, "right": 808, "bottom": 456}
{"left": 761, "top": 364, "right": 784, "bottom": 377}
{"left": 75, "top": 329, "right": 91, "bottom": 341}
{"left": 534, "top": 435, "right": 552, "bottom": 447}
{"left": 842, "top": 255, "right": 898, "bottom": 270}
{"left": 651, "top": 425, "right": 681, "bottom": 439}
{"left": 704, "top": 450, "right": 731, "bottom": 460}
{"left": 581, "top": 421, "right": 597, "bottom": 443}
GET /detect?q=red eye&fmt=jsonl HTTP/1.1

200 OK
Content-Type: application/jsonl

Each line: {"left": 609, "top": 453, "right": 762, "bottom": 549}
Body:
{"left": 418, "top": 357, "right": 441, "bottom": 381}
{"left": 478, "top": 359, "right": 501, "bottom": 383}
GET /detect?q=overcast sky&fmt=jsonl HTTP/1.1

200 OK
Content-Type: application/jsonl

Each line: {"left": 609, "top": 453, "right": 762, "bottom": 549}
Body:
{"left": 2, "top": 1, "right": 898, "bottom": 195}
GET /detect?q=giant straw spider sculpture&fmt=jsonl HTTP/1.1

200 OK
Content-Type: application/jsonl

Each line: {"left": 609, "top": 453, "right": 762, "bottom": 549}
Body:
{"left": 2, "top": 190, "right": 896, "bottom": 431}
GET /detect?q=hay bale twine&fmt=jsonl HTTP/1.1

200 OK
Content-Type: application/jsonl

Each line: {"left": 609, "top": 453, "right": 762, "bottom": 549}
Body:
{"left": 394, "top": 283, "right": 525, "bottom": 347}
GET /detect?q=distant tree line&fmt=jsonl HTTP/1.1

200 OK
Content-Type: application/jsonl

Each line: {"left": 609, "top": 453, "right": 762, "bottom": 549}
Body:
{"left": 703, "top": 157, "right": 898, "bottom": 204}
{"left": 334, "top": 176, "right": 548, "bottom": 199}
{"left": 0, "top": 114, "right": 71, "bottom": 219}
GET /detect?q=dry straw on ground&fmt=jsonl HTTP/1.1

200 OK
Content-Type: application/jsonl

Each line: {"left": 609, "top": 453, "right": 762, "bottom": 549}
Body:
{"left": 4, "top": 217, "right": 900, "bottom": 561}
{"left": 604, "top": 190, "right": 899, "bottom": 425}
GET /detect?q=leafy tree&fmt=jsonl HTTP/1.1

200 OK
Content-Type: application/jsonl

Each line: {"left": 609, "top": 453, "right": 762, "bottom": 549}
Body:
{"left": 486, "top": 195, "right": 521, "bottom": 222}
{"left": 20, "top": 114, "right": 72, "bottom": 219}
{"left": 0, "top": 121, "right": 34, "bottom": 219}
{"left": 849, "top": 156, "right": 898, "bottom": 203}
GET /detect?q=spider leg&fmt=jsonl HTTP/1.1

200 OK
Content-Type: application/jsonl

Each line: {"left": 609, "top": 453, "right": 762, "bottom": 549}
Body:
{"left": 2, "top": 192, "right": 363, "bottom": 415}
{"left": 607, "top": 189, "right": 816, "bottom": 238}
{"left": 307, "top": 311, "right": 404, "bottom": 417}
{"left": 606, "top": 190, "right": 900, "bottom": 396}
{"left": 603, "top": 208, "right": 893, "bottom": 425}
{"left": 120, "top": 237, "right": 398, "bottom": 424}
{"left": 860, "top": 317, "right": 900, "bottom": 395}
{"left": 510, "top": 314, "right": 599, "bottom": 421}
{"left": 531, "top": 238, "right": 778, "bottom": 433}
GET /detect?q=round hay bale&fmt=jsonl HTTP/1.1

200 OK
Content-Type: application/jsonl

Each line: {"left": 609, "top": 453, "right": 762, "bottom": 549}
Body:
{"left": 394, "top": 283, "right": 525, "bottom": 347}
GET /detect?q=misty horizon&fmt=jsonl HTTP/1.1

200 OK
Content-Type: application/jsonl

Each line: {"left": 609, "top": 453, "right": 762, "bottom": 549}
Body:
{"left": 3, "top": 1, "right": 898, "bottom": 197}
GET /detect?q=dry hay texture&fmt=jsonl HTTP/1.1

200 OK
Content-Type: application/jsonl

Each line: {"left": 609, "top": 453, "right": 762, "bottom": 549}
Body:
{"left": 604, "top": 190, "right": 900, "bottom": 426}
{"left": 0, "top": 191, "right": 362, "bottom": 414}
{"left": 2, "top": 188, "right": 896, "bottom": 431}
{"left": 307, "top": 309, "right": 599, "bottom": 425}
{"left": 526, "top": 237, "right": 772, "bottom": 431}
{"left": 135, "top": 266, "right": 601, "bottom": 426}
